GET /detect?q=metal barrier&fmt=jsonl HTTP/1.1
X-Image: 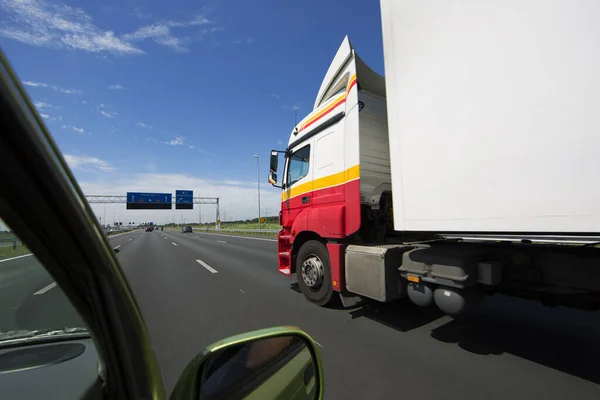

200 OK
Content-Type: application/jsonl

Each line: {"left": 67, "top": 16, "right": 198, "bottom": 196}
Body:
{"left": 216, "top": 228, "right": 278, "bottom": 233}
{"left": 0, "top": 237, "right": 19, "bottom": 249}
{"left": 203, "top": 228, "right": 279, "bottom": 234}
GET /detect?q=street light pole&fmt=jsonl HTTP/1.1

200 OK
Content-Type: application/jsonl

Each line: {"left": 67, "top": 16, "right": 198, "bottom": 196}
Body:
{"left": 254, "top": 155, "right": 261, "bottom": 230}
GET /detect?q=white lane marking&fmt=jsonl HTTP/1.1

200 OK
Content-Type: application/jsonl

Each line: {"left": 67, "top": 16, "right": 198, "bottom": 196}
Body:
{"left": 34, "top": 282, "right": 57, "bottom": 295}
{"left": 0, "top": 253, "right": 34, "bottom": 263}
{"left": 129, "top": 239, "right": 132, "bottom": 241}
{"left": 195, "top": 232, "right": 277, "bottom": 242}
{"left": 172, "top": 242, "right": 178, "bottom": 246}
{"left": 314, "top": 341, "right": 323, "bottom": 348}
{"left": 217, "top": 240, "right": 227, "bottom": 243}
{"left": 113, "top": 245, "right": 121, "bottom": 250}
{"left": 240, "top": 289, "right": 245, "bottom": 293}
{"left": 196, "top": 259, "right": 218, "bottom": 274}
{"left": 164, "top": 237, "right": 168, "bottom": 240}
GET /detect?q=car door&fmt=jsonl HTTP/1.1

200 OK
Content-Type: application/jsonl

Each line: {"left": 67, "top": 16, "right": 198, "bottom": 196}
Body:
{"left": 0, "top": 51, "right": 162, "bottom": 399}
{"left": 281, "top": 143, "right": 314, "bottom": 228}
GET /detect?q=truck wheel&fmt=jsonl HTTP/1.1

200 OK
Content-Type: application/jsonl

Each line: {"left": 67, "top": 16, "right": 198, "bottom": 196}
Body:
{"left": 296, "top": 240, "right": 334, "bottom": 306}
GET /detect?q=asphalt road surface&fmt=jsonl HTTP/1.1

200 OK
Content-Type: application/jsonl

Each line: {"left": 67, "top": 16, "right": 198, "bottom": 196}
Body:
{"left": 2, "top": 229, "right": 600, "bottom": 399}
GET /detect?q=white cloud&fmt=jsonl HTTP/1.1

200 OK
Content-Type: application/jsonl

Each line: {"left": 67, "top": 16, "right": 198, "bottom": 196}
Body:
{"left": 108, "top": 84, "right": 123, "bottom": 90}
{"left": 189, "top": 14, "right": 212, "bottom": 26}
{"left": 99, "top": 110, "right": 117, "bottom": 119}
{"left": 203, "top": 26, "right": 220, "bottom": 35}
{"left": 132, "top": 7, "right": 151, "bottom": 20}
{"left": 33, "top": 101, "right": 58, "bottom": 109}
{"left": 23, "top": 81, "right": 48, "bottom": 88}
{"left": 270, "top": 93, "right": 280, "bottom": 99}
{"left": 136, "top": 122, "right": 152, "bottom": 129}
{"left": 155, "top": 36, "right": 188, "bottom": 53}
{"left": 62, "top": 124, "right": 87, "bottom": 134}
{"left": 62, "top": 31, "right": 142, "bottom": 54}
{"left": 0, "top": 0, "right": 144, "bottom": 55}
{"left": 168, "top": 136, "right": 184, "bottom": 146}
{"left": 64, "top": 154, "right": 115, "bottom": 172}
{"left": 41, "top": 112, "right": 60, "bottom": 122}
{"left": 0, "top": 1, "right": 217, "bottom": 55}
{"left": 121, "top": 12, "right": 214, "bottom": 53}
{"left": 123, "top": 24, "right": 169, "bottom": 41}
{"left": 23, "top": 80, "right": 81, "bottom": 95}
{"left": 123, "top": 23, "right": 189, "bottom": 52}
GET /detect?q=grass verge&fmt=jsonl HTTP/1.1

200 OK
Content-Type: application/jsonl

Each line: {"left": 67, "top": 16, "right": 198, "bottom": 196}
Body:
{"left": 0, "top": 244, "right": 31, "bottom": 260}
{"left": 197, "top": 230, "right": 277, "bottom": 238}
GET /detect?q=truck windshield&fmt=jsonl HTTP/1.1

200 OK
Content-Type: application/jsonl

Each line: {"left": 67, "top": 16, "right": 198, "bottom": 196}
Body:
{"left": 287, "top": 145, "right": 310, "bottom": 186}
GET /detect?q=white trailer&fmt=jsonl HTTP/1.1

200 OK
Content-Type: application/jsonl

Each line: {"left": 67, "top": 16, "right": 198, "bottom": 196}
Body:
{"left": 381, "top": 0, "right": 600, "bottom": 235}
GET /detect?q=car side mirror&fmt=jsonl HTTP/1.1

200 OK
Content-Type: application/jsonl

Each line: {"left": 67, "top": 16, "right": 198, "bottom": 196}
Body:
{"left": 171, "top": 327, "right": 324, "bottom": 400}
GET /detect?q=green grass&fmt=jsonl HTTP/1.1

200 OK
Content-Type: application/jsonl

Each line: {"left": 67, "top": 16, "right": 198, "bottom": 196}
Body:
{"left": 105, "top": 229, "right": 133, "bottom": 236}
{"left": 166, "top": 222, "right": 279, "bottom": 237}
{"left": 0, "top": 244, "right": 31, "bottom": 260}
{"left": 214, "top": 222, "right": 280, "bottom": 230}
{"left": 199, "top": 229, "right": 277, "bottom": 238}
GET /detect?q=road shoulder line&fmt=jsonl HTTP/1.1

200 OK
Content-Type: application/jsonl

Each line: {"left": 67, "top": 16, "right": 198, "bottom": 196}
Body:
{"left": 34, "top": 282, "right": 57, "bottom": 295}
{"left": 0, "top": 253, "right": 34, "bottom": 263}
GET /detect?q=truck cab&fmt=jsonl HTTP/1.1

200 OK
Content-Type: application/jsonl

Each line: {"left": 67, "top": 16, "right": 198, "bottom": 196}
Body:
{"left": 269, "top": 37, "right": 395, "bottom": 304}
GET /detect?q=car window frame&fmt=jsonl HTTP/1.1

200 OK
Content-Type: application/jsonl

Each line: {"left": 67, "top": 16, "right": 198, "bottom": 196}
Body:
{"left": 0, "top": 51, "right": 164, "bottom": 399}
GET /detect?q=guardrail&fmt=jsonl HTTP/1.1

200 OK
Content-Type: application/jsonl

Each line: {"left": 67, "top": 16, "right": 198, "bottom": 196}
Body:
{"left": 212, "top": 228, "right": 279, "bottom": 233}
{"left": 103, "top": 228, "right": 134, "bottom": 236}
{"left": 166, "top": 227, "right": 280, "bottom": 235}
{"left": 0, "top": 237, "right": 20, "bottom": 249}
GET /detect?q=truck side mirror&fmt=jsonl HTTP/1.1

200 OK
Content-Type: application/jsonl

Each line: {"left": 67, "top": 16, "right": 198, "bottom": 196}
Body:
{"left": 270, "top": 150, "right": 279, "bottom": 172}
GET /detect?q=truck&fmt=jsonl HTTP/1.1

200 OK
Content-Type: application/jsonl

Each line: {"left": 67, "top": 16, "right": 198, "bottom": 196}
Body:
{"left": 268, "top": 0, "right": 600, "bottom": 315}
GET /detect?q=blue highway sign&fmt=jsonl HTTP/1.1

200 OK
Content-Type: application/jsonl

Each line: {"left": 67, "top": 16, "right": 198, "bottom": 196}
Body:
{"left": 126, "top": 192, "right": 172, "bottom": 210}
{"left": 176, "top": 190, "right": 193, "bottom": 210}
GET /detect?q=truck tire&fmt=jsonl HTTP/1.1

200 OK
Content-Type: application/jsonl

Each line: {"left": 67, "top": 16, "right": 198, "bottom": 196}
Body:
{"left": 296, "top": 240, "right": 334, "bottom": 306}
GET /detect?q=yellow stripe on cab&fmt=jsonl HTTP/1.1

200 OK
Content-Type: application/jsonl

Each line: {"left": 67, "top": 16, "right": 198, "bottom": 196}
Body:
{"left": 282, "top": 165, "right": 360, "bottom": 201}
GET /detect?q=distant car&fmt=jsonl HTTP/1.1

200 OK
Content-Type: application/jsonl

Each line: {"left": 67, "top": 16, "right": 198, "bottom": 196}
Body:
{"left": 145, "top": 227, "right": 153, "bottom": 232}
{"left": 182, "top": 226, "right": 192, "bottom": 233}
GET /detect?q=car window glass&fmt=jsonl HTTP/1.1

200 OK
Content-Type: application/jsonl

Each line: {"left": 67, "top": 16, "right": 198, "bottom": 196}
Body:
{"left": 0, "top": 217, "right": 87, "bottom": 344}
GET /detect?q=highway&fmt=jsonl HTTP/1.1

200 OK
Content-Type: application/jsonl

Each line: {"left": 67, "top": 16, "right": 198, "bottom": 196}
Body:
{"left": 2, "top": 229, "right": 600, "bottom": 399}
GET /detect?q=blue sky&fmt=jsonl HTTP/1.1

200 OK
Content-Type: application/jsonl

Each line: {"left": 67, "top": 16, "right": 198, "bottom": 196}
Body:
{"left": 0, "top": 0, "right": 384, "bottom": 224}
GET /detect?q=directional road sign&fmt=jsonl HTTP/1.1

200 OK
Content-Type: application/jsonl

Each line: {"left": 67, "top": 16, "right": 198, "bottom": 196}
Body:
{"left": 126, "top": 192, "right": 172, "bottom": 210}
{"left": 176, "top": 190, "right": 193, "bottom": 210}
